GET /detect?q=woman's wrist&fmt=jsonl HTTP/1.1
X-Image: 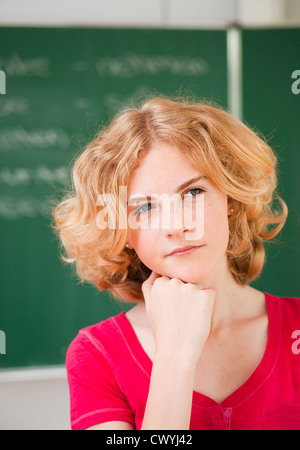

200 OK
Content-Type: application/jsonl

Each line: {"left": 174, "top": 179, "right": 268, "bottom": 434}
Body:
{"left": 154, "top": 344, "right": 200, "bottom": 373}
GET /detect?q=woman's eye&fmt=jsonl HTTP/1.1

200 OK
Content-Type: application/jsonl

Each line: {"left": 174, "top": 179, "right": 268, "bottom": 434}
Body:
{"left": 132, "top": 189, "right": 203, "bottom": 216}
{"left": 133, "top": 203, "right": 153, "bottom": 216}
{"left": 184, "top": 187, "right": 204, "bottom": 197}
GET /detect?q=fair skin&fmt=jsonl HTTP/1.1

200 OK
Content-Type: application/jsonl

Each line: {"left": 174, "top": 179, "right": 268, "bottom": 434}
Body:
{"left": 87, "top": 142, "right": 268, "bottom": 430}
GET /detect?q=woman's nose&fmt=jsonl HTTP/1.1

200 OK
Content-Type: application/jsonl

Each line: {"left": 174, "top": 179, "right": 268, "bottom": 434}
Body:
{"left": 161, "top": 194, "right": 191, "bottom": 236}
{"left": 163, "top": 195, "right": 204, "bottom": 240}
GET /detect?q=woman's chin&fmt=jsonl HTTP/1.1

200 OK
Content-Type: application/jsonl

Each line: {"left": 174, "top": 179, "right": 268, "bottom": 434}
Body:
{"left": 161, "top": 270, "right": 208, "bottom": 286}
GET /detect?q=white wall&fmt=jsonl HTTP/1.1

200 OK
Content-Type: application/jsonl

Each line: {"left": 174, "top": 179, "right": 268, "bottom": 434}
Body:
{"left": 0, "top": 367, "right": 69, "bottom": 430}
{"left": 1, "top": 0, "right": 299, "bottom": 26}
{"left": 0, "top": 0, "right": 299, "bottom": 431}
{"left": 0, "top": 379, "right": 70, "bottom": 430}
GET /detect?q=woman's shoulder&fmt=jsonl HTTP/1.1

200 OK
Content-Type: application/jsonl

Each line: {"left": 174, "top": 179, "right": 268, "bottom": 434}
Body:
{"left": 66, "top": 311, "right": 127, "bottom": 366}
{"left": 265, "top": 291, "right": 300, "bottom": 329}
{"left": 266, "top": 291, "right": 300, "bottom": 309}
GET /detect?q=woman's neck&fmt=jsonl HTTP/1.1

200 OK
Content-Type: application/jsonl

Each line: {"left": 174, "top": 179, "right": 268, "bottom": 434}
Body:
{"left": 194, "top": 258, "right": 266, "bottom": 333}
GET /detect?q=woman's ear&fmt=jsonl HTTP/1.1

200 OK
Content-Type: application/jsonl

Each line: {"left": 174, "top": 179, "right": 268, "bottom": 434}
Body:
{"left": 227, "top": 199, "right": 235, "bottom": 216}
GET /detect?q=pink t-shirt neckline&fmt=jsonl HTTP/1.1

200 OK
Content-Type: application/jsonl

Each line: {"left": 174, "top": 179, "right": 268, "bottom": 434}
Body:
{"left": 117, "top": 291, "right": 281, "bottom": 409}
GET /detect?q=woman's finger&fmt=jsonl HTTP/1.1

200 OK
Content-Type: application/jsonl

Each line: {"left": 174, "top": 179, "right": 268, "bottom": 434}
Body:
{"left": 141, "top": 271, "right": 160, "bottom": 298}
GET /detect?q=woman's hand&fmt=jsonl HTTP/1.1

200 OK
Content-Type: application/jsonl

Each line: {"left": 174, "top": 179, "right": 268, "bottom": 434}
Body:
{"left": 141, "top": 272, "right": 215, "bottom": 366}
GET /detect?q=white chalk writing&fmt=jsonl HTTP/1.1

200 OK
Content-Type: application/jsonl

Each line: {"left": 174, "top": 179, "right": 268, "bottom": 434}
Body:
{"left": 0, "top": 53, "right": 50, "bottom": 77}
{"left": 96, "top": 53, "right": 209, "bottom": 78}
{"left": 0, "top": 165, "right": 68, "bottom": 186}
{"left": 0, "top": 127, "right": 70, "bottom": 150}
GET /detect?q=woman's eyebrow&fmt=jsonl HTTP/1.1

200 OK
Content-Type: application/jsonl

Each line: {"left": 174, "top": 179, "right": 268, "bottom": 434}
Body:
{"left": 127, "top": 176, "right": 206, "bottom": 205}
{"left": 177, "top": 175, "right": 206, "bottom": 193}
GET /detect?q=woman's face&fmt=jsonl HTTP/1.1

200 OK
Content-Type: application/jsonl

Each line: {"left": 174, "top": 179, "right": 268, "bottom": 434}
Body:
{"left": 126, "top": 142, "right": 232, "bottom": 285}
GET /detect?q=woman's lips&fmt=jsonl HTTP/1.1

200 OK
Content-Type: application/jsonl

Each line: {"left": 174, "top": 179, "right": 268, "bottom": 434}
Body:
{"left": 168, "top": 245, "right": 203, "bottom": 256}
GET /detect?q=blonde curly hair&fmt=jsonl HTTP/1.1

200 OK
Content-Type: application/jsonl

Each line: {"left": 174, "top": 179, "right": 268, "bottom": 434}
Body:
{"left": 51, "top": 96, "right": 288, "bottom": 303}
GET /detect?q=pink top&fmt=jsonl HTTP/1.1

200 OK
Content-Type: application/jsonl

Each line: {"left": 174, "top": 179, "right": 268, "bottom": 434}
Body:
{"left": 66, "top": 292, "right": 300, "bottom": 430}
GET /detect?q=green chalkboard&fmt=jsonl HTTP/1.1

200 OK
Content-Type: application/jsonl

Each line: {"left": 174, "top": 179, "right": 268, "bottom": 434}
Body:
{"left": 242, "top": 28, "right": 300, "bottom": 298}
{"left": 0, "top": 27, "right": 228, "bottom": 368}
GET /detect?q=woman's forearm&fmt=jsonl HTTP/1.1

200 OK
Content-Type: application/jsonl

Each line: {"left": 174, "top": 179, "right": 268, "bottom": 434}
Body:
{"left": 141, "top": 350, "right": 197, "bottom": 430}
{"left": 140, "top": 276, "right": 214, "bottom": 430}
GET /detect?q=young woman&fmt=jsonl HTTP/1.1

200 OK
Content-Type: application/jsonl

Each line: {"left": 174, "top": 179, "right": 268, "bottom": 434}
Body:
{"left": 52, "top": 97, "right": 300, "bottom": 430}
